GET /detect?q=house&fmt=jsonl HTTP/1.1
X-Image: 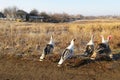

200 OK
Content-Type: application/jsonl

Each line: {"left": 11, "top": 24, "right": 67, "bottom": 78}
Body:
{"left": 16, "top": 10, "right": 28, "bottom": 21}
{"left": 0, "top": 12, "right": 5, "bottom": 18}
{"left": 29, "top": 15, "right": 44, "bottom": 22}
{"left": 16, "top": 10, "right": 44, "bottom": 22}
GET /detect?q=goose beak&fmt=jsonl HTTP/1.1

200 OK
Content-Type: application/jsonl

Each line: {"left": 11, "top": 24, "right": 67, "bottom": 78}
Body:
{"left": 73, "top": 39, "right": 76, "bottom": 41}
{"left": 108, "top": 35, "right": 112, "bottom": 40}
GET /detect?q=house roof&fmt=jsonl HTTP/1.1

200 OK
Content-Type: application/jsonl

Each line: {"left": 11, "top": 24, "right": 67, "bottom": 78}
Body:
{"left": 16, "top": 10, "right": 28, "bottom": 15}
{"left": 0, "top": 12, "right": 5, "bottom": 17}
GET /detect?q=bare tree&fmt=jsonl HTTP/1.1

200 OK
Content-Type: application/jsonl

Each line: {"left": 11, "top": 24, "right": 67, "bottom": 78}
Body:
{"left": 39, "top": 12, "right": 50, "bottom": 22}
{"left": 3, "top": 6, "right": 18, "bottom": 19}
{"left": 50, "top": 13, "right": 70, "bottom": 22}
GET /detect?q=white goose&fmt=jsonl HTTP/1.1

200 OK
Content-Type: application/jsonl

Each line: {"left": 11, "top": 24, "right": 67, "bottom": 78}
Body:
{"left": 91, "top": 35, "right": 113, "bottom": 60}
{"left": 83, "top": 34, "right": 94, "bottom": 57}
{"left": 58, "top": 39, "right": 76, "bottom": 67}
{"left": 40, "top": 35, "right": 54, "bottom": 61}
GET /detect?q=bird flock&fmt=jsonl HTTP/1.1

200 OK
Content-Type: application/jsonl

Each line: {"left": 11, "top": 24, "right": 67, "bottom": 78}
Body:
{"left": 39, "top": 34, "right": 113, "bottom": 67}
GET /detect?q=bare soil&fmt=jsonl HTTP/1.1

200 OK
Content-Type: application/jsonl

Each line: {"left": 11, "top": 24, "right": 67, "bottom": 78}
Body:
{"left": 0, "top": 52, "right": 120, "bottom": 80}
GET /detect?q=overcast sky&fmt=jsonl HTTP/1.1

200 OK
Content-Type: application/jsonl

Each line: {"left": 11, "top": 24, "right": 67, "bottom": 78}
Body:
{"left": 0, "top": 0, "right": 120, "bottom": 16}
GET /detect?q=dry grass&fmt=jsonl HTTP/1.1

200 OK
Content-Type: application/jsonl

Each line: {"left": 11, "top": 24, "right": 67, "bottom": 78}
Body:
{"left": 0, "top": 20, "right": 119, "bottom": 55}
{"left": 0, "top": 20, "right": 120, "bottom": 80}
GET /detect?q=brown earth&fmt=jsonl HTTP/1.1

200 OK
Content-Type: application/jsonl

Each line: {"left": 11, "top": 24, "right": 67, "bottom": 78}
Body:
{"left": 0, "top": 52, "right": 120, "bottom": 80}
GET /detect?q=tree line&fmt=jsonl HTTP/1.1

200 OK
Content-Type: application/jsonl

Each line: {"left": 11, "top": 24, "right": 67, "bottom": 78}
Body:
{"left": 1, "top": 6, "right": 120, "bottom": 22}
